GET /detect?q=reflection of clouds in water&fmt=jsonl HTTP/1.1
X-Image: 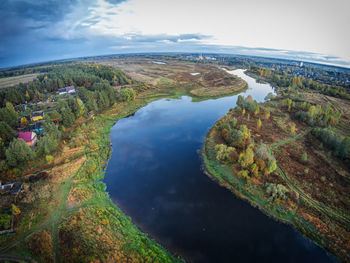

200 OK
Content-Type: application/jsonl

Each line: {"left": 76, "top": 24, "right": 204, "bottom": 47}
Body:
{"left": 116, "top": 142, "right": 154, "bottom": 162}
{"left": 162, "top": 132, "right": 180, "bottom": 141}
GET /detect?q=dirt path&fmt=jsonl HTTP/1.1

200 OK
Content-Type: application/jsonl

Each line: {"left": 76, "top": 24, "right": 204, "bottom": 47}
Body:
{"left": 270, "top": 129, "right": 350, "bottom": 226}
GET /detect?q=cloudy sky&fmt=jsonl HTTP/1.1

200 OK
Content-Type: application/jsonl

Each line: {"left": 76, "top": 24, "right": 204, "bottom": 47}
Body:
{"left": 1, "top": 0, "right": 349, "bottom": 68}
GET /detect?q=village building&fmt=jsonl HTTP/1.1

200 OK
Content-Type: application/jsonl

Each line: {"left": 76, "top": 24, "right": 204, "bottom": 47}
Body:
{"left": 30, "top": 111, "right": 44, "bottom": 122}
{"left": 58, "top": 85, "right": 76, "bottom": 95}
{"left": 18, "top": 131, "right": 37, "bottom": 146}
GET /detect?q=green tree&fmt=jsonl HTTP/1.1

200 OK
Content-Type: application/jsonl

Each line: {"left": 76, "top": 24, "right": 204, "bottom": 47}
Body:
{"left": 0, "top": 107, "right": 18, "bottom": 128}
{"left": 86, "top": 98, "right": 98, "bottom": 113}
{"left": 37, "top": 136, "right": 59, "bottom": 156}
{"left": 337, "top": 138, "right": 350, "bottom": 159}
{"left": 61, "top": 109, "right": 75, "bottom": 127}
{"left": 236, "top": 95, "right": 244, "bottom": 108}
{"left": 119, "top": 88, "right": 136, "bottom": 102}
{"left": 46, "top": 110, "right": 62, "bottom": 122}
{"left": 6, "top": 138, "right": 35, "bottom": 167}
{"left": 0, "top": 121, "right": 15, "bottom": 146}
{"left": 76, "top": 98, "right": 86, "bottom": 118}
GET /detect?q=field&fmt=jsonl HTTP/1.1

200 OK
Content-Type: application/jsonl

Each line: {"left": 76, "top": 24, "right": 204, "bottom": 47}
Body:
{"left": 92, "top": 57, "right": 247, "bottom": 98}
{"left": 203, "top": 92, "right": 350, "bottom": 262}
{"left": 0, "top": 74, "right": 39, "bottom": 89}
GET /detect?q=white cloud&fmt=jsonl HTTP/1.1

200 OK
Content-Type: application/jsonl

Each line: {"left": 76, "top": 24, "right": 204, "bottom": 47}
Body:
{"left": 75, "top": 0, "right": 350, "bottom": 61}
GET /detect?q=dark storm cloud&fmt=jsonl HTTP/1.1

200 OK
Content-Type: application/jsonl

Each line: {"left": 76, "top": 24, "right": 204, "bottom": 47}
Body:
{"left": 0, "top": 0, "right": 79, "bottom": 38}
{"left": 0, "top": 0, "right": 212, "bottom": 68}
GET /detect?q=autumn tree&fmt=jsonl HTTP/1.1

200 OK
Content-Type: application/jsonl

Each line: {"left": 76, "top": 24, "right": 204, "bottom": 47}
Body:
{"left": 238, "top": 147, "right": 254, "bottom": 168}
{"left": 290, "top": 123, "right": 296, "bottom": 135}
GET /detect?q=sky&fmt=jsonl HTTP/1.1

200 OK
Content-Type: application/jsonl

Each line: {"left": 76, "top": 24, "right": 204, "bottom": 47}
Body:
{"left": 1, "top": 0, "right": 349, "bottom": 68}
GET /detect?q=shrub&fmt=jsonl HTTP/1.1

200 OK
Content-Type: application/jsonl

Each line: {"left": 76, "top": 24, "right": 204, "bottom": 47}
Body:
{"left": 46, "top": 155, "right": 54, "bottom": 163}
{"left": 265, "top": 183, "right": 289, "bottom": 201}
{"left": 267, "top": 159, "right": 277, "bottom": 173}
{"left": 119, "top": 88, "right": 136, "bottom": 102}
{"left": 214, "top": 144, "right": 236, "bottom": 164}
{"left": 238, "top": 170, "right": 249, "bottom": 180}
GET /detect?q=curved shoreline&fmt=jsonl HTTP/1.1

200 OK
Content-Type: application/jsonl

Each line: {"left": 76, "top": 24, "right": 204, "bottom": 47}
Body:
{"left": 201, "top": 112, "right": 341, "bottom": 263}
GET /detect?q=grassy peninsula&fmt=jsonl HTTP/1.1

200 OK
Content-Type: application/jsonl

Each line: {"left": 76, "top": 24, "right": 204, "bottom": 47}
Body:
{"left": 203, "top": 89, "right": 350, "bottom": 262}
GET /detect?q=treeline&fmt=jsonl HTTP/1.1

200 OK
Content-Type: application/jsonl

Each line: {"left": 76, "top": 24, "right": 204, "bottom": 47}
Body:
{"left": 248, "top": 66, "right": 350, "bottom": 100}
{"left": 281, "top": 98, "right": 341, "bottom": 127}
{"left": 312, "top": 127, "right": 350, "bottom": 162}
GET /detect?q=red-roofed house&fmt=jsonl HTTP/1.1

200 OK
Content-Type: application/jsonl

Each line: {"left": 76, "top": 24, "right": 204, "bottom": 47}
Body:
{"left": 18, "top": 132, "right": 37, "bottom": 146}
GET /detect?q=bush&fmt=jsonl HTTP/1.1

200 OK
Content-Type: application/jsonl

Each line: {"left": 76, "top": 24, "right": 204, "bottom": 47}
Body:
{"left": 214, "top": 144, "right": 236, "bottom": 164}
{"left": 265, "top": 183, "right": 289, "bottom": 201}
{"left": 46, "top": 155, "right": 54, "bottom": 163}
{"left": 119, "top": 88, "right": 136, "bottom": 102}
{"left": 267, "top": 159, "right": 277, "bottom": 173}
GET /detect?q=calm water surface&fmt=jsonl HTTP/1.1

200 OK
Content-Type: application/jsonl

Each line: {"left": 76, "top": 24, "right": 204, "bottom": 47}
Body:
{"left": 104, "top": 69, "right": 337, "bottom": 263}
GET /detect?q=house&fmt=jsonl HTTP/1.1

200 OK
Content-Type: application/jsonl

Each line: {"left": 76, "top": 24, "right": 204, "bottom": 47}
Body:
{"left": 31, "top": 111, "right": 44, "bottom": 122}
{"left": 0, "top": 182, "right": 23, "bottom": 196}
{"left": 66, "top": 85, "right": 75, "bottom": 93}
{"left": 58, "top": 88, "right": 67, "bottom": 95}
{"left": 58, "top": 86, "right": 75, "bottom": 95}
{"left": 18, "top": 131, "right": 37, "bottom": 146}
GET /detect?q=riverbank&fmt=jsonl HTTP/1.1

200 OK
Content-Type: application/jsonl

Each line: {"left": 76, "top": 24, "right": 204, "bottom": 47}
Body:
{"left": 202, "top": 94, "right": 350, "bottom": 262}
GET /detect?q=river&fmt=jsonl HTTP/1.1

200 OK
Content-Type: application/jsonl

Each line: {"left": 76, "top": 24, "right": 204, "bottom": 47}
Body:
{"left": 104, "top": 69, "right": 337, "bottom": 263}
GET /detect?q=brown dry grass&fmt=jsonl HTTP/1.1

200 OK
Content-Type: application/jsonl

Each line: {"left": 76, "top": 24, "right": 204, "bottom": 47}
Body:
{"left": 49, "top": 156, "right": 86, "bottom": 183}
